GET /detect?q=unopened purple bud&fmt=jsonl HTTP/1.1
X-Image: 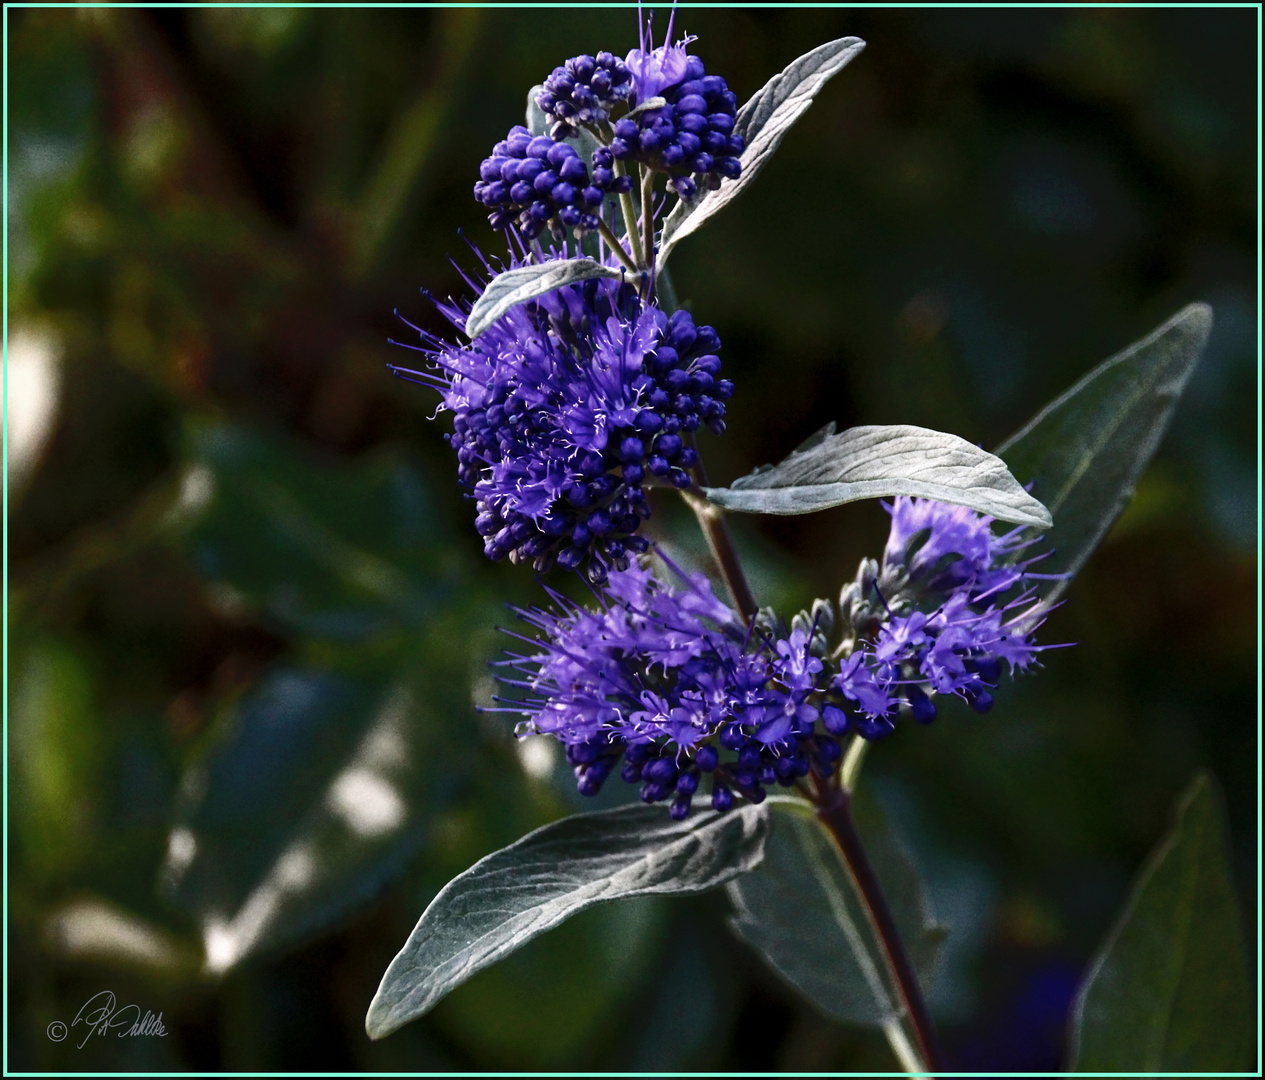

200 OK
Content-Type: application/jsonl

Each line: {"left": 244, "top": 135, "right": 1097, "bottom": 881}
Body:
{"left": 822, "top": 704, "right": 850, "bottom": 735}
{"left": 908, "top": 687, "right": 937, "bottom": 724}
{"left": 635, "top": 410, "right": 664, "bottom": 434}
{"left": 619, "top": 435, "right": 645, "bottom": 462}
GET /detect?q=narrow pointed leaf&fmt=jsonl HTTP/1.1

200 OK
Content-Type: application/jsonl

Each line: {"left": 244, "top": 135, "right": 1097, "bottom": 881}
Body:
{"left": 366, "top": 802, "right": 769, "bottom": 1039}
{"left": 465, "top": 259, "right": 628, "bottom": 340}
{"left": 995, "top": 303, "right": 1211, "bottom": 601}
{"left": 727, "top": 794, "right": 946, "bottom": 1027}
{"left": 659, "top": 37, "right": 866, "bottom": 263}
{"left": 704, "top": 423, "right": 1052, "bottom": 527}
{"left": 1069, "top": 770, "right": 1252, "bottom": 1072}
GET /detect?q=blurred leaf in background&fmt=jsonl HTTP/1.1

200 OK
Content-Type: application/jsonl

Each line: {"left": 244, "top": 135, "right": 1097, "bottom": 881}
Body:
{"left": 6, "top": 6, "right": 1256, "bottom": 1073}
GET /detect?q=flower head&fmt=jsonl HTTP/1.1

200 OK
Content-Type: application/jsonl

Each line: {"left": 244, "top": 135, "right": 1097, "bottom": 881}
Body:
{"left": 497, "top": 496, "right": 1063, "bottom": 815}
{"left": 835, "top": 497, "right": 1060, "bottom": 725}
{"left": 390, "top": 248, "right": 731, "bottom": 581}
{"left": 501, "top": 560, "right": 842, "bottom": 818}
{"left": 609, "top": 52, "right": 743, "bottom": 202}
{"left": 879, "top": 495, "right": 1034, "bottom": 606}
{"left": 537, "top": 52, "right": 635, "bottom": 140}
{"left": 474, "top": 126, "right": 630, "bottom": 240}
{"left": 526, "top": 12, "right": 744, "bottom": 219}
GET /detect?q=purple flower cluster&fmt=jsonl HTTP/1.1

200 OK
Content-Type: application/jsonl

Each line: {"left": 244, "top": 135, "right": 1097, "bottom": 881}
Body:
{"left": 503, "top": 561, "right": 841, "bottom": 819}
{"left": 391, "top": 256, "right": 730, "bottom": 581}
{"left": 474, "top": 128, "right": 629, "bottom": 240}
{"left": 537, "top": 52, "right": 634, "bottom": 139}
{"left": 612, "top": 53, "right": 743, "bottom": 202}
{"left": 835, "top": 497, "right": 1053, "bottom": 735}
{"left": 499, "top": 497, "right": 1058, "bottom": 814}
{"left": 475, "top": 16, "right": 743, "bottom": 241}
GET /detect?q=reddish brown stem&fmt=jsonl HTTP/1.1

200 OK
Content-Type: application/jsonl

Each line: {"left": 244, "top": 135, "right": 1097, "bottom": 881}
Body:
{"left": 680, "top": 468, "right": 757, "bottom": 621}
{"left": 815, "top": 785, "right": 948, "bottom": 1074}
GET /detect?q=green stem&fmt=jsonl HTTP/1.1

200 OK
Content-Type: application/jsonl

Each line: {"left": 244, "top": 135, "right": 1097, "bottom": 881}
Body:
{"left": 882, "top": 1019, "right": 932, "bottom": 1077}
{"left": 840, "top": 734, "right": 870, "bottom": 793}
{"left": 595, "top": 219, "right": 640, "bottom": 276}
{"left": 641, "top": 166, "right": 656, "bottom": 270}
{"left": 612, "top": 160, "right": 646, "bottom": 269}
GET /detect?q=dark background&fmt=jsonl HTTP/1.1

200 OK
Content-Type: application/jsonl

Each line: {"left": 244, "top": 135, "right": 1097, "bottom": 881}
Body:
{"left": 7, "top": 7, "right": 1257, "bottom": 1073}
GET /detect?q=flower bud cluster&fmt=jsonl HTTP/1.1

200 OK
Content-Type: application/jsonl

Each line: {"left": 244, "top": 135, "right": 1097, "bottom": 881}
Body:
{"left": 394, "top": 262, "right": 730, "bottom": 582}
{"left": 474, "top": 127, "right": 629, "bottom": 240}
{"left": 536, "top": 52, "right": 634, "bottom": 139}
{"left": 477, "top": 25, "right": 744, "bottom": 241}
{"left": 612, "top": 55, "right": 744, "bottom": 201}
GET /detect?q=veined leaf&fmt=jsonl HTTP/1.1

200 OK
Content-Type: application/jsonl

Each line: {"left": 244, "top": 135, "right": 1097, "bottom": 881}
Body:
{"left": 1069, "top": 770, "right": 1252, "bottom": 1072}
{"left": 996, "top": 303, "right": 1211, "bottom": 601}
{"left": 704, "top": 423, "right": 1052, "bottom": 528}
{"left": 659, "top": 36, "right": 866, "bottom": 264}
{"left": 366, "top": 802, "right": 769, "bottom": 1039}
{"left": 465, "top": 259, "right": 628, "bottom": 340}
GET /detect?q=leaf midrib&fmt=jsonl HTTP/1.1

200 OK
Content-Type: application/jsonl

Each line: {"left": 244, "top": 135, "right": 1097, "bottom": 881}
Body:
{"left": 1046, "top": 359, "right": 1164, "bottom": 517}
{"left": 1147, "top": 799, "right": 1206, "bottom": 1070}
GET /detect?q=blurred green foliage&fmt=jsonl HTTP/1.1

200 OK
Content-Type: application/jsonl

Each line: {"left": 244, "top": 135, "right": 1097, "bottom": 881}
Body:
{"left": 6, "top": 7, "right": 1256, "bottom": 1072}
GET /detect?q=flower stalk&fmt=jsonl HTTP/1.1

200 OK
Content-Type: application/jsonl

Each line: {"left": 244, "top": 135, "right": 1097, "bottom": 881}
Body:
{"left": 680, "top": 480, "right": 757, "bottom": 622}
{"left": 683, "top": 440, "right": 945, "bottom": 1073}
{"left": 814, "top": 779, "right": 947, "bottom": 1074}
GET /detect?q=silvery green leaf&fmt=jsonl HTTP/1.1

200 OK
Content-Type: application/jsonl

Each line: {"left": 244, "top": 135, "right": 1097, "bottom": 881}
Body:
{"left": 465, "top": 259, "right": 628, "bottom": 340}
{"left": 659, "top": 36, "right": 866, "bottom": 263}
{"left": 792, "top": 420, "right": 838, "bottom": 454}
{"left": 1069, "top": 770, "right": 1252, "bottom": 1072}
{"left": 995, "top": 303, "right": 1211, "bottom": 602}
{"left": 704, "top": 424, "right": 1052, "bottom": 528}
{"left": 366, "top": 802, "right": 769, "bottom": 1039}
{"left": 525, "top": 84, "right": 547, "bottom": 137}
{"left": 727, "top": 794, "right": 946, "bottom": 1027}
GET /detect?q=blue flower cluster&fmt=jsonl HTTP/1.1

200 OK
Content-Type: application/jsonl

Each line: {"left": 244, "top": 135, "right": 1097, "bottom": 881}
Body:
{"left": 406, "top": 17, "right": 1063, "bottom": 818}
{"left": 537, "top": 52, "right": 634, "bottom": 139}
{"left": 475, "top": 17, "right": 743, "bottom": 240}
{"left": 502, "top": 498, "right": 1056, "bottom": 813}
{"left": 474, "top": 128, "right": 627, "bottom": 240}
{"left": 613, "top": 54, "right": 743, "bottom": 202}
{"left": 835, "top": 497, "right": 1052, "bottom": 734}
{"left": 392, "top": 258, "right": 730, "bottom": 581}
{"left": 504, "top": 561, "right": 839, "bottom": 819}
